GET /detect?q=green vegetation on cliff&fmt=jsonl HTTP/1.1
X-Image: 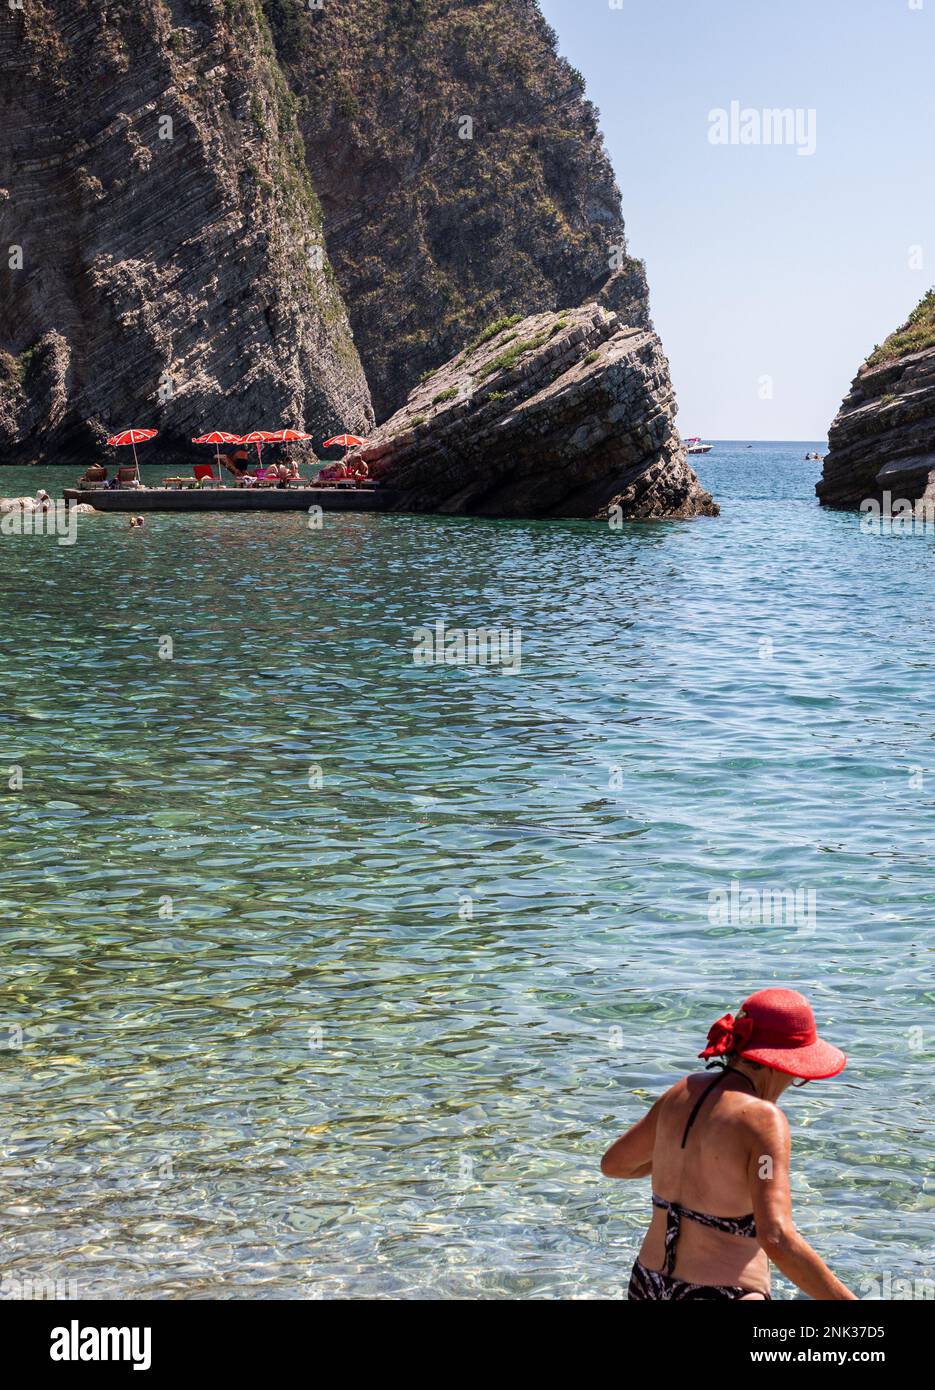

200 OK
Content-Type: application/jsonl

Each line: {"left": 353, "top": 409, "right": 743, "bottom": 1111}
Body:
{"left": 0, "top": 347, "right": 37, "bottom": 387}
{"left": 867, "top": 289, "right": 935, "bottom": 368}
{"left": 464, "top": 314, "right": 523, "bottom": 354}
{"left": 475, "top": 317, "right": 568, "bottom": 380}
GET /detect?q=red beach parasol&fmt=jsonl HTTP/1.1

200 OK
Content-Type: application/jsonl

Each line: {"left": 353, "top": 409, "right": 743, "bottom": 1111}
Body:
{"left": 192, "top": 431, "right": 242, "bottom": 473}
{"left": 323, "top": 433, "right": 370, "bottom": 475}
{"left": 263, "top": 429, "right": 314, "bottom": 479}
{"left": 106, "top": 428, "right": 158, "bottom": 480}
{"left": 265, "top": 429, "right": 313, "bottom": 443}
{"left": 239, "top": 430, "right": 279, "bottom": 468}
{"left": 323, "top": 434, "right": 369, "bottom": 450}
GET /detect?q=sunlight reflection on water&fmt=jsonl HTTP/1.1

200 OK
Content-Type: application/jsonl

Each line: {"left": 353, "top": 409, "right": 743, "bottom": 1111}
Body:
{"left": 0, "top": 448, "right": 932, "bottom": 1298}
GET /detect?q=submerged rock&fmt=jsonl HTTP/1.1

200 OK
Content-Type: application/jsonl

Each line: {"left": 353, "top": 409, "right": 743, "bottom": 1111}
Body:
{"left": 351, "top": 303, "right": 718, "bottom": 520}
{"left": 818, "top": 292, "right": 935, "bottom": 510}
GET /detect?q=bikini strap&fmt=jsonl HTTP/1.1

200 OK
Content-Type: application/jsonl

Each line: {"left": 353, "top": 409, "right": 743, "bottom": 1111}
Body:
{"left": 652, "top": 1194, "right": 682, "bottom": 1278}
{"left": 680, "top": 1067, "right": 756, "bottom": 1149}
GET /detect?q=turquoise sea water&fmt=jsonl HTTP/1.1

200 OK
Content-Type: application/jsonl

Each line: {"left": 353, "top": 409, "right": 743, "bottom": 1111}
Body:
{"left": 0, "top": 443, "right": 932, "bottom": 1300}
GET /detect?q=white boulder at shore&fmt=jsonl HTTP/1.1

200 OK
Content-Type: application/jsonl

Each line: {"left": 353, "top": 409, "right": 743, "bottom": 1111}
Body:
{"left": 1, "top": 496, "right": 95, "bottom": 512}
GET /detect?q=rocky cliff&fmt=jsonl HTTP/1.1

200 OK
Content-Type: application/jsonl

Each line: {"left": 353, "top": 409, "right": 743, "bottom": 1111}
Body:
{"left": 818, "top": 290, "right": 935, "bottom": 510}
{"left": 0, "top": 0, "right": 711, "bottom": 525}
{"left": 349, "top": 303, "right": 717, "bottom": 520}
{"left": 0, "top": 0, "right": 373, "bottom": 466}
{"left": 263, "top": 0, "right": 650, "bottom": 421}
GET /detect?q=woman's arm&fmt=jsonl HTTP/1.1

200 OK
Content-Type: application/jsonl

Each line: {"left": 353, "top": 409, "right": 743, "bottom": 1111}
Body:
{"left": 749, "top": 1105, "right": 856, "bottom": 1299}
{"left": 600, "top": 1095, "right": 662, "bottom": 1179}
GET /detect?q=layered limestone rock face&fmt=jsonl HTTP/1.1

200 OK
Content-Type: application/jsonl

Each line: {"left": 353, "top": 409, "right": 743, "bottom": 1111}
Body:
{"left": 264, "top": 0, "right": 650, "bottom": 419}
{"left": 1, "top": 0, "right": 710, "bottom": 524}
{"left": 350, "top": 304, "right": 718, "bottom": 520}
{"left": 818, "top": 292, "right": 935, "bottom": 510}
{"left": 0, "top": 0, "right": 373, "bottom": 466}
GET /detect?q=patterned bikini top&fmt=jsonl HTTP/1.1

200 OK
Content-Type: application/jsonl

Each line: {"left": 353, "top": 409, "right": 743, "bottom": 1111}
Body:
{"left": 652, "top": 1068, "right": 758, "bottom": 1278}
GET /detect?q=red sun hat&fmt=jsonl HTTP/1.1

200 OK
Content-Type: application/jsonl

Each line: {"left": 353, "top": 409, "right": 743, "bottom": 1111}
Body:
{"left": 699, "top": 988, "right": 847, "bottom": 1080}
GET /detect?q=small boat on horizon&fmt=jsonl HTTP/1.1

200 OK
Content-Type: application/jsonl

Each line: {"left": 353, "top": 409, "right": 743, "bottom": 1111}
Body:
{"left": 684, "top": 437, "right": 713, "bottom": 455}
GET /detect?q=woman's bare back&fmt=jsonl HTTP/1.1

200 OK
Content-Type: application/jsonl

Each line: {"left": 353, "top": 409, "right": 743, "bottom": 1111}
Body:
{"left": 637, "top": 1071, "right": 774, "bottom": 1294}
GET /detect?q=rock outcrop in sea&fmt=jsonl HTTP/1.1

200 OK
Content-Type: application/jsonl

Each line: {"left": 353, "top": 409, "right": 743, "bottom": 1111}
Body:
{"left": 818, "top": 290, "right": 935, "bottom": 510}
{"left": 350, "top": 302, "right": 718, "bottom": 520}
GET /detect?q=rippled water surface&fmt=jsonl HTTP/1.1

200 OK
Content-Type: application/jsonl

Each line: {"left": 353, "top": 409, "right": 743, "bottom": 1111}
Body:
{"left": 1, "top": 445, "right": 932, "bottom": 1299}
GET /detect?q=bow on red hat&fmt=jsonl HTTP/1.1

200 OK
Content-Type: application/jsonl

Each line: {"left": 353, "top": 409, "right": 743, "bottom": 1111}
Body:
{"left": 699, "top": 1011, "right": 755, "bottom": 1060}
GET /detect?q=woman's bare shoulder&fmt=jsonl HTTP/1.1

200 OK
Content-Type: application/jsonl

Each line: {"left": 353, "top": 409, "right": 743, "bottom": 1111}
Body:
{"left": 736, "top": 1094, "right": 791, "bottom": 1144}
{"left": 652, "top": 1073, "right": 703, "bottom": 1118}
{"left": 658, "top": 1073, "right": 694, "bottom": 1103}
{"left": 673, "top": 1073, "right": 791, "bottom": 1135}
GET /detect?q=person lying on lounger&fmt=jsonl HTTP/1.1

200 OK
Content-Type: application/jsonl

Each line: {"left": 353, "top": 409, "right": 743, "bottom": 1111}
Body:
{"left": 221, "top": 448, "right": 251, "bottom": 480}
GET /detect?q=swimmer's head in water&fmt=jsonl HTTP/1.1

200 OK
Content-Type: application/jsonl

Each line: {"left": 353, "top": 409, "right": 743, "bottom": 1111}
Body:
{"left": 700, "top": 987, "right": 846, "bottom": 1080}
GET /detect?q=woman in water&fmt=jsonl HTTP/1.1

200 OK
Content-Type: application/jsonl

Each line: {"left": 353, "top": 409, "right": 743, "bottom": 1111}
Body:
{"left": 602, "top": 988, "right": 855, "bottom": 1300}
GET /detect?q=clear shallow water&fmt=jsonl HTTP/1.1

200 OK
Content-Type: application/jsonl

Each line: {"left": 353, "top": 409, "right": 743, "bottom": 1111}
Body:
{"left": 0, "top": 443, "right": 932, "bottom": 1300}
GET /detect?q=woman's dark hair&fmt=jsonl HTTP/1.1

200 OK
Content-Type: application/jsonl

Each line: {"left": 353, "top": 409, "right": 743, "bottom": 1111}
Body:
{"left": 718, "top": 1052, "right": 765, "bottom": 1071}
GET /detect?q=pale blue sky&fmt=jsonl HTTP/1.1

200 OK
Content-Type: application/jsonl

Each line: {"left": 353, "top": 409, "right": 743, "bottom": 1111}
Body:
{"left": 540, "top": 0, "right": 935, "bottom": 439}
